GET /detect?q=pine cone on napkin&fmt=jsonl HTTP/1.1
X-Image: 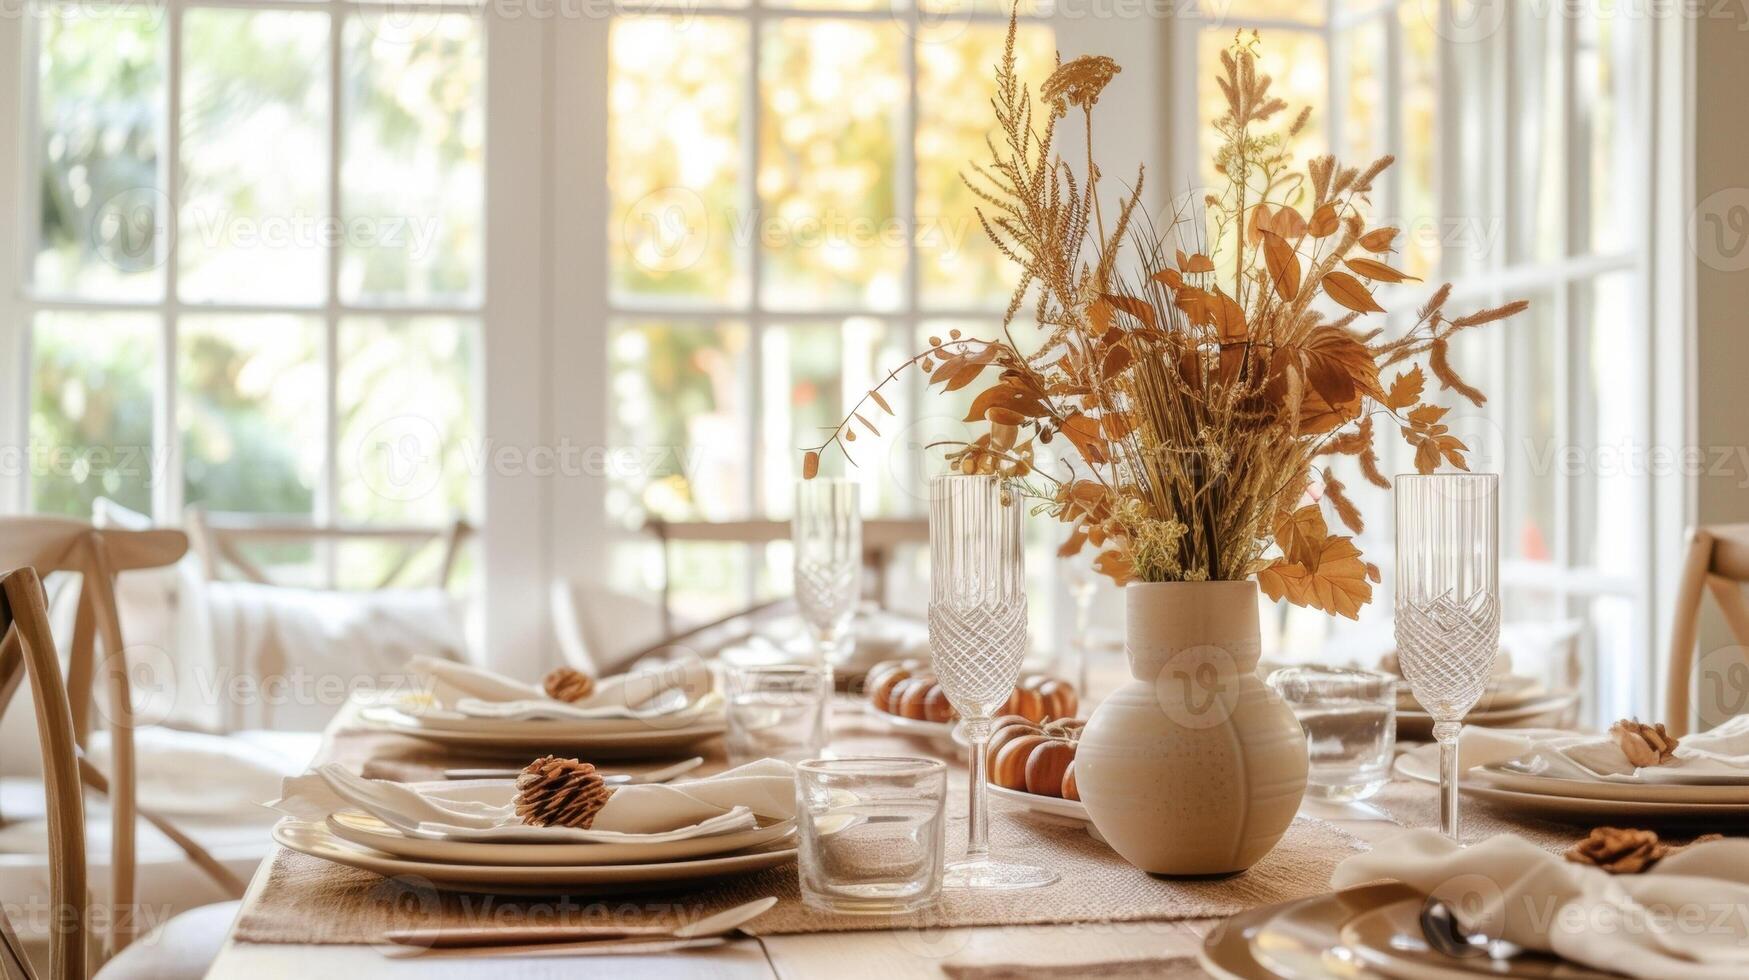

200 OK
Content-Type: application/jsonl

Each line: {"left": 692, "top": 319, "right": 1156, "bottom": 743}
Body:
{"left": 542, "top": 666, "right": 596, "bottom": 703}
{"left": 515, "top": 756, "right": 614, "bottom": 828}
{"left": 1565, "top": 827, "right": 1724, "bottom": 874}
{"left": 1609, "top": 719, "right": 1679, "bottom": 767}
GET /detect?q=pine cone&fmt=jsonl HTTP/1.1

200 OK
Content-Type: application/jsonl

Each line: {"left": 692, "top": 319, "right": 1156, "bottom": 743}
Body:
{"left": 514, "top": 756, "right": 614, "bottom": 829}
{"left": 1565, "top": 827, "right": 1670, "bottom": 873}
{"left": 543, "top": 666, "right": 596, "bottom": 703}
{"left": 1609, "top": 719, "right": 1679, "bottom": 767}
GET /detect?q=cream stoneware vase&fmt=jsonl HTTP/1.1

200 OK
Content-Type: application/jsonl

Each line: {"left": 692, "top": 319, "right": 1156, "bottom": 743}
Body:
{"left": 1076, "top": 579, "right": 1307, "bottom": 876}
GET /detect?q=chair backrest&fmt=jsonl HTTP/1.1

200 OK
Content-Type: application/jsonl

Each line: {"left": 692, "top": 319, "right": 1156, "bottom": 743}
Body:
{"left": 1664, "top": 524, "right": 1749, "bottom": 736}
{"left": 184, "top": 506, "right": 471, "bottom": 590}
{"left": 0, "top": 517, "right": 192, "bottom": 958}
{"left": 0, "top": 567, "right": 87, "bottom": 980}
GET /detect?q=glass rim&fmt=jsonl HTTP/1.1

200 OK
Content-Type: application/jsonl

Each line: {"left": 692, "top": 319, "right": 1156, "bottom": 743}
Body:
{"left": 1267, "top": 664, "right": 1396, "bottom": 683}
{"left": 727, "top": 663, "right": 831, "bottom": 679}
{"left": 796, "top": 755, "right": 947, "bottom": 777}
{"left": 1391, "top": 472, "right": 1499, "bottom": 483}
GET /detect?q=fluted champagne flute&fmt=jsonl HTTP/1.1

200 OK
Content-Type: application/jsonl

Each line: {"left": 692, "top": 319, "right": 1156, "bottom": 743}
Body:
{"left": 794, "top": 479, "right": 861, "bottom": 667}
{"left": 929, "top": 474, "right": 1057, "bottom": 890}
{"left": 1394, "top": 473, "right": 1500, "bottom": 841}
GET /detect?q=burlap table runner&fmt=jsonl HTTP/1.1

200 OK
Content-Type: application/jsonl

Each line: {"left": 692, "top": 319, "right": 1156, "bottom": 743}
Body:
{"left": 233, "top": 705, "right": 1367, "bottom": 944}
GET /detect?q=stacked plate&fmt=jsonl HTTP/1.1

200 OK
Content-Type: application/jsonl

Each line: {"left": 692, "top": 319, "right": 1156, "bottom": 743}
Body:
{"left": 355, "top": 692, "right": 728, "bottom": 757}
{"left": 1201, "top": 882, "right": 1619, "bottom": 979}
{"left": 274, "top": 778, "right": 797, "bottom": 894}
{"left": 1395, "top": 741, "right": 1749, "bottom": 823}
{"left": 1395, "top": 677, "right": 1578, "bottom": 740}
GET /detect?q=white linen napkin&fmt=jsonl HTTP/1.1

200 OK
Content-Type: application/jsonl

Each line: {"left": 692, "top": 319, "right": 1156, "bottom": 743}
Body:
{"left": 1333, "top": 829, "right": 1749, "bottom": 979}
{"left": 269, "top": 759, "right": 796, "bottom": 844}
{"left": 1460, "top": 714, "right": 1749, "bottom": 784}
{"left": 409, "top": 655, "right": 716, "bottom": 721}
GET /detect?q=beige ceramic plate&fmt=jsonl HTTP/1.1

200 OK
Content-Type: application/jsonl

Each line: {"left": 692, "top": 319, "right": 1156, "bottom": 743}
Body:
{"left": 1395, "top": 746, "right": 1749, "bottom": 823}
{"left": 325, "top": 810, "right": 796, "bottom": 867}
{"left": 1339, "top": 898, "right": 1618, "bottom": 979}
{"left": 1199, "top": 883, "right": 1410, "bottom": 979}
{"left": 274, "top": 819, "right": 796, "bottom": 894}
{"left": 1396, "top": 692, "right": 1578, "bottom": 740}
{"left": 356, "top": 707, "right": 726, "bottom": 756}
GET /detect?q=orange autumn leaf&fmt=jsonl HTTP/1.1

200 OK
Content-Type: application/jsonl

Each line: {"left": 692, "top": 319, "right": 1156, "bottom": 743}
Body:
{"left": 1258, "top": 559, "right": 1315, "bottom": 607}
{"left": 802, "top": 450, "right": 820, "bottom": 480}
{"left": 1384, "top": 366, "right": 1425, "bottom": 411}
{"left": 1274, "top": 503, "right": 1328, "bottom": 567}
{"left": 1305, "top": 536, "right": 1372, "bottom": 619}
{"left": 1357, "top": 227, "right": 1399, "bottom": 253}
{"left": 1261, "top": 230, "right": 1300, "bottom": 303}
{"left": 1058, "top": 412, "right": 1109, "bottom": 465}
{"left": 1322, "top": 271, "right": 1385, "bottom": 314}
{"left": 1344, "top": 256, "right": 1419, "bottom": 284}
{"left": 1308, "top": 203, "right": 1340, "bottom": 237}
{"left": 869, "top": 389, "right": 894, "bottom": 415}
{"left": 1102, "top": 293, "right": 1158, "bottom": 330}
{"left": 1184, "top": 252, "right": 1216, "bottom": 273}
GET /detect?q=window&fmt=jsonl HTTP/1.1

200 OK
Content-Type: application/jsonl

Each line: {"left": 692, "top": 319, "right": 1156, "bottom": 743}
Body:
{"left": 19, "top": 0, "right": 483, "bottom": 583}
{"left": 1189, "top": 1, "right": 1650, "bottom": 720}
{"left": 600, "top": 5, "right": 1065, "bottom": 619}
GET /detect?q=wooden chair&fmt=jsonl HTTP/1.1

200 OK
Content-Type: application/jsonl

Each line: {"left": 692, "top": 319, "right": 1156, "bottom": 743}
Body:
{"left": 0, "top": 566, "right": 89, "bottom": 980}
{"left": 0, "top": 518, "right": 244, "bottom": 972}
{"left": 184, "top": 506, "right": 471, "bottom": 590}
{"left": 1664, "top": 524, "right": 1749, "bottom": 736}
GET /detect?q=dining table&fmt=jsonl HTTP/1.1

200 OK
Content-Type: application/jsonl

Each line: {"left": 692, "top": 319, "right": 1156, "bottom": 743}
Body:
{"left": 205, "top": 668, "right": 1618, "bottom": 980}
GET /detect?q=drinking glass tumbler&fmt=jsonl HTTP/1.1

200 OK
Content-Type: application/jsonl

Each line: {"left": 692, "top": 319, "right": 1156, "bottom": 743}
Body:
{"left": 796, "top": 756, "right": 947, "bottom": 914}
{"left": 725, "top": 664, "right": 831, "bottom": 765}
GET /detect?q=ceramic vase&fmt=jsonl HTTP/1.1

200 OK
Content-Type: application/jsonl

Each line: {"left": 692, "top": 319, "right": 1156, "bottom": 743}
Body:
{"left": 1076, "top": 580, "right": 1307, "bottom": 876}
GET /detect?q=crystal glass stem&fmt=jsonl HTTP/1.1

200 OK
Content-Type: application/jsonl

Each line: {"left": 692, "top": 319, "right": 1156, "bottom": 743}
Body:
{"left": 1434, "top": 719, "right": 1460, "bottom": 840}
{"left": 961, "top": 716, "right": 992, "bottom": 865}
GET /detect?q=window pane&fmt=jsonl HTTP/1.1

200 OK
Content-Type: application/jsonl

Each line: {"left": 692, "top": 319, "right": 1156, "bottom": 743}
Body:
{"left": 1226, "top": 0, "right": 1322, "bottom": 22}
{"left": 179, "top": 314, "right": 324, "bottom": 514}
{"left": 1573, "top": 272, "right": 1638, "bottom": 571}
{"left": 339, "top": 316, "right": 479, "bottom": 523}
{"left": 759, "top": 20, "right": 904, "bottom": 310}
{"left": 1198, "top": 30, "right": 1327, "bottom": 193}
{"left": 610, "top": 540, "right": 751, "bottom": 623}
{"left": 29, "top": 312, "right": 159, "bottom": 516}
{"left": 341, "top": 14, "right": 484, "bottom": 305}
{"left": 1445, "top": 1, "right": 1499, "bottom": 275}
{"left": 916, "top": 23, "right": 1055, "bottom": 310}
{"left": 1577, "top": 10, "right": 1633, "bottom": 255}
{"left": 179, "top": 9, "right": 329, "bottom": 304}
{"left": 1337, "top": 18, "right": 1384, "bottom": 171}
{"left": 608, "top": 321, "right": 752, "bottom": 525}
{"left": 1398, "top": 4, "right": 1440, "bottom": 279}
{"left": 1502, "top": 289, "right": 1558, "bottom": 564}
{"left": 758, "top": 319, "right": 914, "bottom": 517}
{"left": 1511, "top": 3, "right": 1563, "bottom": 264}
{"left": 34, "top": 6, "right": 165, "bottom": 299}
{"left": 609, "top": 17, "right": 748, "bottom": 305}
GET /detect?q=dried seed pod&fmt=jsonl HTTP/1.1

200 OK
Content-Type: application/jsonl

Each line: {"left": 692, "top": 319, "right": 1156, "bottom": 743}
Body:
{"left": 515, "top": 756, "right": 613, "bottom": 829}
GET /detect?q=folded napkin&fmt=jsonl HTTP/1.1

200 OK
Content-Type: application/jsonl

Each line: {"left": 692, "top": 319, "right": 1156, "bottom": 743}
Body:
{"left": 1333, "top": 829, "right": 1749, "bottom": 979}
{"left": 1461, "top": 714, "right": 1749, "bottom": 784}
{"left": 409, "top": 655, "right": 716, "bottom": 721}
{"left": 269, "top": 759, "right": 796, "bottom": 844}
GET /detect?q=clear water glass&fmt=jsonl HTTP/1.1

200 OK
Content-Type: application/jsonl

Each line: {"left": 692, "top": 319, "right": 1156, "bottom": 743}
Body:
{"left": 1394, "top": 473, "right": 1500, "bottom": 840}
{"left": 928, "top": 474, "right": 1057, "bottom": 890}
{"left": 1059, "top": 550, "right": 1099, "bottom": 698}
{"left": 796, "top": 756, "right": 947, "bottom": 914}
{"left": 1267, "top": 666, "right": 1396, "bottom": 802}
{"left": 794, "top": 479, "right": 862, "bottom": 666}
{"left": 724, "top": 664, "right": 830, "bottom": 765}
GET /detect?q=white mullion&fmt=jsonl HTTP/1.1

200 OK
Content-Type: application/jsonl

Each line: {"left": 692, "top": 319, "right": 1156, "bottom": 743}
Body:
{"left": 743, "top": 3, "right": 765, "bottom": 603}
{"left": 158, "top": 0, "right": 186, "bottom": 523}
{"left": 26, "top": 295, "right": 478, "bottom": 318}
{"left": 322, "top": 0, "right": 344, "bottom": 583}
{"left": 1325, "top": 3, "right": 1341, "bottom": 165}
{"left": 6, "top": 10, "right": 39, "bottom": 512}
{"left": 898, "top": 0, "right": 920, "bottom": 521}
{"left": 1554, "top": 6, "right": 1577, "bottom": 575}
{"left": 1382, "top": 3, "right": 1403, "bottom": 227}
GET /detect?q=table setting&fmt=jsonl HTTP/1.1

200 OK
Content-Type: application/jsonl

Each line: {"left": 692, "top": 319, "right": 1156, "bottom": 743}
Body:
{"left": 210, "top": 28, "right": 1749, "bottom": 979}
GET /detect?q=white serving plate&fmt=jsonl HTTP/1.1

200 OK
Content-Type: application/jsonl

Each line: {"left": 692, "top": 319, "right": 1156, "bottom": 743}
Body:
{"left": 986, "top": 782, "right": 1089, "bottom": 823}
{"left": 861, "top": 702, "right": 959, "bottom": 747}
{"left": 274, "top": 819, "right": 796, "bottom": 894}
{"left": 355, "top": 706, "right": 726, "bottom": 756}
{"left": 326, "top": 809, "right": 796, "bottom": 867}
{"left": 1396, "top": 743, "right": 1749, "bottom": 820}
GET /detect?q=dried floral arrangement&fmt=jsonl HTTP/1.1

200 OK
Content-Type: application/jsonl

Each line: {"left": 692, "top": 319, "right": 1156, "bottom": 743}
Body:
{"left": 802, "top": 22, "right": 1526, "bottom": 619}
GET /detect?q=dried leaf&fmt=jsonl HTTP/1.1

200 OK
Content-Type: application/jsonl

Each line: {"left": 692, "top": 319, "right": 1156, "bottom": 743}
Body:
{"left": 1261, "top": 230, "right": 1301, "bottom": 303}
{"left": 1274, "top": 504, "right": 1328, "bottom": 567}
{"left": 1430, "top": 338, "right": 1486, "bottom": 406}
{"left": 1322, "top": 271, "right": 1385, "bottom": 314}
{"left": 1102, "top": 293, "right": 1158, "bottom": 330}
{"left": 1385, "top": 366, "right": 1425, "bottom": 411}
{"left": 869, "top": 389, "right": 894, "bottom": 415}
{"left": 1323, "top": 471, "right": 1364, "bottom": 535}
{"left": 1059, "top": 412, "right": 1109, "bottom": 465}
{"left": 1184, "top": 253, "right": 1216, "bottom": 274}
{"left": 854, "top": 412, "right": 880, "bottom": 437}
{"left": 1273, "top": 206, "right": 1308, "bottom": 240}
{"left": 1357, "top": 227, "right": 1398, "bottom": 253}
{"left": 1258, "top": 560, "right": 1315, "bottom": 606}
{"left": 1306, "top": 536, "right": 1372, "bottom": 619}
{"left": 802, "top": 451, "right": 820, "bottom": 480}
{"left": 1308, "top": 203, "right": 1340, "bottom": 237}
{"left": 1344, "top": 257, "right": 1419, "bottom": 284}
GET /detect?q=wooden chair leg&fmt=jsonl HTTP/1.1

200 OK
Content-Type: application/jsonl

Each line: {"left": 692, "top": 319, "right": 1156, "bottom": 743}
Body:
{"left": 1665, "top": 529, "right": 1713, "bottom": 737}
{"left": 3, "top": 568, "right": 88, "bottom": 980}
{"left": 82, "top": 537, "right": 138, "bottom": 953}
